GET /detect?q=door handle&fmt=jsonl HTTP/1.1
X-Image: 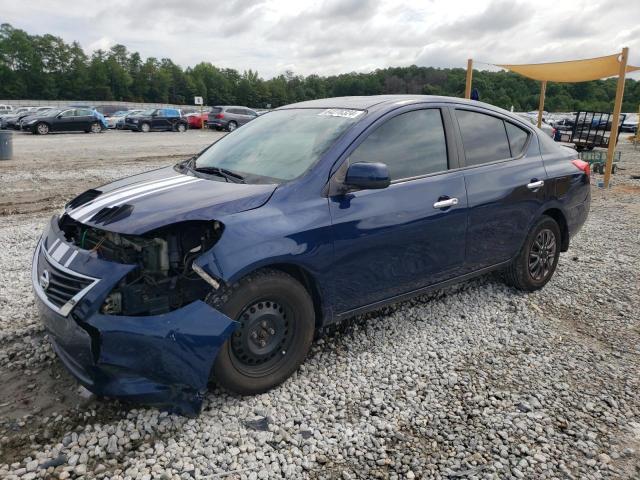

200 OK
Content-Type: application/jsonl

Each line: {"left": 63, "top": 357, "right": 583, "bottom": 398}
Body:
{"left": 527, "top": 180, "right": 544, "bottom": 190}
{"left": 433, "top": 197, "right": 459, "bottom": 209}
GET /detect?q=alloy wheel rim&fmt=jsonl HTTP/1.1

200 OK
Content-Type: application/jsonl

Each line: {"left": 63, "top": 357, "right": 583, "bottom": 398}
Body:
{"left": 528, "top": 228, "right": 556, "bottom": 281}
{"left": 230, "top": 299, "right": 294, "bottom": 376}
{"left": 91, "top": 123, "right": 101, "bottom": 133}
{"left": 229, "top": 123, "right": 236, "bottom": 131}
{"left": 37, "top": 124, "right": 48, "bottom": 134}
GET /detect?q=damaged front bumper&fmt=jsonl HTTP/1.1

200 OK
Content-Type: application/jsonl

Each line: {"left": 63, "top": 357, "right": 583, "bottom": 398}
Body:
{"left": 32, "top": 217, "right": 237, "bottom": 415}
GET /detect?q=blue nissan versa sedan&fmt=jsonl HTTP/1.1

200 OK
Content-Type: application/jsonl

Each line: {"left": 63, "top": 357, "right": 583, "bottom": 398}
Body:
{"left": 33, "top": 95, "right": 591, "bottom": 414}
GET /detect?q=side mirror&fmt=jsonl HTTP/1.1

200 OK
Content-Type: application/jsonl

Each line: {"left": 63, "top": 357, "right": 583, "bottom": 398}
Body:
{"left": 344, "top": 162, "right": 391, "bottom": 190}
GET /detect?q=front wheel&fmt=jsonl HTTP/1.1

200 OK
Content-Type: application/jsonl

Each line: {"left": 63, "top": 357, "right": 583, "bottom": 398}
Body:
{"left": 176, "top": 123, "right": 187, "bottom": 133}
{"left": 139, "top": 122, "right": 151, "bottom": 133}
{"left": 90, "top": 122, "right": 102, "bottom": 133}
{"left": 504, "top": 216, "right": 561, "bottom": 291}
{"left": 207, "top": 269, "right": 315, "bottom": 394}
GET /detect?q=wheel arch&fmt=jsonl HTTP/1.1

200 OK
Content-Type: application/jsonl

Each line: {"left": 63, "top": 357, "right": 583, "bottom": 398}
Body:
{"left": 541, "top": 207, "right": 569, "bottom": 251}
{"left": 244, "top": 263, "right": 327, "bottom": 329}
{"left": 204, "top": 258, "right": 328, "bottom": 329}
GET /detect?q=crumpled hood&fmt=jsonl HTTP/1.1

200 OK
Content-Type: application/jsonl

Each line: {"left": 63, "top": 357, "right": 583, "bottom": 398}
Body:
{"left": 65, "top": 166, "right": 276, "bottom": 234}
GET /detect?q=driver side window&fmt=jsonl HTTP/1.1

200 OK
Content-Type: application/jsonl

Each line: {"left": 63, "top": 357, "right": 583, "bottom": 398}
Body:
{"left": 349, "top": 109, "right": 448, "bottom": 181}
{"left": 60, "top": 110, "right": 76, "bottom": 118}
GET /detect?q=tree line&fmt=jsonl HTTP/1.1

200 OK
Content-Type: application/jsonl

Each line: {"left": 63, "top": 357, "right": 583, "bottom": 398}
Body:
{"left": 2, "top": 23, "right": 640, "bottom": 112}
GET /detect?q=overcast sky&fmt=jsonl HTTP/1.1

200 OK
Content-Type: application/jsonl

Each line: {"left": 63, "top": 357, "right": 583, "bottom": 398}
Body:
{"left": 4, "top": 0, "right": 640, "bottom": 79}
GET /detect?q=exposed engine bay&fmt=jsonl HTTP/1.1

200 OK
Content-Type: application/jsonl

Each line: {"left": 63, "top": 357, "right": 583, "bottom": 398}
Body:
{"left": 58, "top": 214, "right": 222, "bottom": 316}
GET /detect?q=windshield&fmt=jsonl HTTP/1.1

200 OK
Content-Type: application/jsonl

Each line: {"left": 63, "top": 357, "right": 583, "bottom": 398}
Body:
{"left": 194, "top": 108, "right": 362, "bottom": 182}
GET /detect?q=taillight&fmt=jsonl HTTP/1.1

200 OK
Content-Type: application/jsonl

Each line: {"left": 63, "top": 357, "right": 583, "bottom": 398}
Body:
{"left": 215, "top": 113, "right": 224, "bottom": 119}
{"left": 571, "top": 159, "right": 590, "bottom": 177}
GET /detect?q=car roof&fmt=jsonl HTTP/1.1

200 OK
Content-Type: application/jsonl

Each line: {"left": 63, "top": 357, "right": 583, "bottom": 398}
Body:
{"left": 278, "top": 95, "right": 504, "bottom": 112}
{"left": 214, "top": 105, "right": 253, "bottom": 109}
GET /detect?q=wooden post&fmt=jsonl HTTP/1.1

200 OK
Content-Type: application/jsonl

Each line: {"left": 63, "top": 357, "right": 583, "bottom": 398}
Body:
{"left": 465, "top": 59, "right": 473, "bottom": 99}
{"left": 537, "top": 81, "right": 547, "bottom": 128}
{"left": 604, "top": 47, "right": 629, "bottom": 188}
{"left": 635, "top": 104, "right": 640, "bottom": 148}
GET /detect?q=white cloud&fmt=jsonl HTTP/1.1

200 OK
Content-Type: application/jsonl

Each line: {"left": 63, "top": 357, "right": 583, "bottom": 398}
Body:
{"left": 2, "top": 0, "right": 639, "bottom": 79}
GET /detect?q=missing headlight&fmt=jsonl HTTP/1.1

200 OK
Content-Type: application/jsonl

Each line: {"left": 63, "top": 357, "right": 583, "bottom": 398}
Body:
{"left": 58, "top": 216, "right": 224, "bottom": 316}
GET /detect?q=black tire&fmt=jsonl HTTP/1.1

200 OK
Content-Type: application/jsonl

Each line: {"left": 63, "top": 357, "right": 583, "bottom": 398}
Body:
{"left": 504, "top": 216, "right": 561, "bottom": 291}
{"left": 611, "top": 164, "right": 617, "bottom": 174}
{"left": 35, "top": 122, "right": 49, "bottom": 135}
{"left": 176, "top": 122, "right": 187, "bottom": 133}
{"left": 139, "top": 122, "right": 151, "bottom": 133}
{"left": 206, "top": 269, "right": 315, "bottom": 394}
{"left": 227, "top": 121, "right": 237, "bottom": 132}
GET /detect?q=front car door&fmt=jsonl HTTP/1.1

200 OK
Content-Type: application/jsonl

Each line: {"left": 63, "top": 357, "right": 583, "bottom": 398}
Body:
{"left": 328, "top": 106, "right": 468, "bottom": 314}
{"left": 451, "top": 106, "right": 549, "bottom": 271}
{"left": 53, "top": 109, "right": 76, "bottom": 131}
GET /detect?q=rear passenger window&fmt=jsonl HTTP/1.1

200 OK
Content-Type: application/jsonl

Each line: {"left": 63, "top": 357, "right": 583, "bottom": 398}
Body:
{"left": 349, "top": 109, "right": 448, "bottom": 180}
{"left": 505, "top": 122, "right": 529, "bottom": 156}
{"left": 456, "top": 110, "right": 511, "bottom": 166}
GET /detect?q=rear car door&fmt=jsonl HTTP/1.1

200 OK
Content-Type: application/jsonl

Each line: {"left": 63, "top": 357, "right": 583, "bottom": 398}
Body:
{"left": 451, "top": 107, "right": 548, "bottom": 271}
{"left": 152, "top": 109, "right": 168, "bottom": 130}
{"left": 329, "top": 106, "right": 468, "bottom": 313}
{"left": 74, "top": 108, "right": 95, "bottom": 131}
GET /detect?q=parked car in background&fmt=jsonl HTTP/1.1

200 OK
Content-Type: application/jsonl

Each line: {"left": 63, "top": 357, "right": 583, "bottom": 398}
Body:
{"left": 22, "top": 108, "right": 103, "bottom": 134}
{"left": 0, "top": 104, "right": 13, "bottom": 115}
{"left": 34, "top": 95, "right": 591, "bottom": 413}
{"left": 113, "top": 110, "right": 144, "bottom": 129}
{"left": 123, "top": 108, "right": 188, "bottom": 132}
{"left": 6, "top": 106, "right": 55, "bottom": 130}
{"left": 621, "top": 114, "right": 638, "bottom": 133}
{"left": 185, "top": 112, "right": 209, "bottom": 129}
{"left": 105, "top": 111, "right": 129, "bottom": 129}
{"left": 206, "top": 106, "right": 258, "bottom": 131}
{"left": 0, "top": 106, "right": 32, "bottom": 129}
{"left": 95, "top": 105, "right": 127, "bottom": 117}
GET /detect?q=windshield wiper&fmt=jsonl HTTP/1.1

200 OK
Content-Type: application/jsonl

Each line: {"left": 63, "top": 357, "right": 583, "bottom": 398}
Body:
{"left": 193, "top": 166, "right": 246, "bottom": 183}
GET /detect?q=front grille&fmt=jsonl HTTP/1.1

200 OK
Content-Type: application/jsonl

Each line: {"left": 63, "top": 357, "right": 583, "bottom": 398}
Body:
{"left": 34, "top": 241, "right": 99, "bottom": 316}
{"left": 43, "top": 257, "right": 93, "bottom": 308}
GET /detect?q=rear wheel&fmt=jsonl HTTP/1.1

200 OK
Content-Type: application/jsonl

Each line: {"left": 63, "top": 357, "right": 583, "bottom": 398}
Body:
{"left": 176, "top": 123, "right": 187, "bottom": 133}
{"left": 140, "top": 122, "right": 151, "bottom": 133}
{"left": 227, "top": 121, "right": 237, "bottom": 132}
{"left": 90, "top": 122, "right": 101, "bottom": 133}
{"left": 35, "top": 122, "right": 49, "bottom": 135}
{"left": 504, "top": 216, "right": 561, "bottom": 291}
{"left": 207, "top": 269, "right": 315, "bottom": 394}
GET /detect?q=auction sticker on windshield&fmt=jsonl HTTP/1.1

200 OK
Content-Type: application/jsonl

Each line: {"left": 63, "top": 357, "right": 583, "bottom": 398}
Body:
{"left": 318, "top": 109, "right": 364, "bottom": 119}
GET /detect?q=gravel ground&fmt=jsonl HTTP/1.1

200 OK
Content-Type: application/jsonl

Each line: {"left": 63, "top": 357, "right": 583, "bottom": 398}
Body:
{"left": 0, "top": 132, "right": 638, "bottom": 479}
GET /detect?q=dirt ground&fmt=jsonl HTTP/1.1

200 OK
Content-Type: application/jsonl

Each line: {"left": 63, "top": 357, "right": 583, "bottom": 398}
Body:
{"left": 0, "top": 129, "right": 223, "bottom": 215}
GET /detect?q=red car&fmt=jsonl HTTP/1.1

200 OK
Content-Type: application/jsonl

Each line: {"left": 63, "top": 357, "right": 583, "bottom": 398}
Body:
{"left": 186, "top": 112, "right": 208, "bottom": 129}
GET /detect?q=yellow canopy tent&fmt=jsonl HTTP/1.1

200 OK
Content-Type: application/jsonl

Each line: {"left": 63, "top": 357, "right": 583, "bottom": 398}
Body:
{"left": 465, "top": 49, "right": 639, "bottom": 187}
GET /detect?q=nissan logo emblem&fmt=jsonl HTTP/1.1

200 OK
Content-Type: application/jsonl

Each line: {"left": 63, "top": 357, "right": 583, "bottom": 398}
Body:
{"left": 39, "top": 270, "right": 50, "bottom": 291}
